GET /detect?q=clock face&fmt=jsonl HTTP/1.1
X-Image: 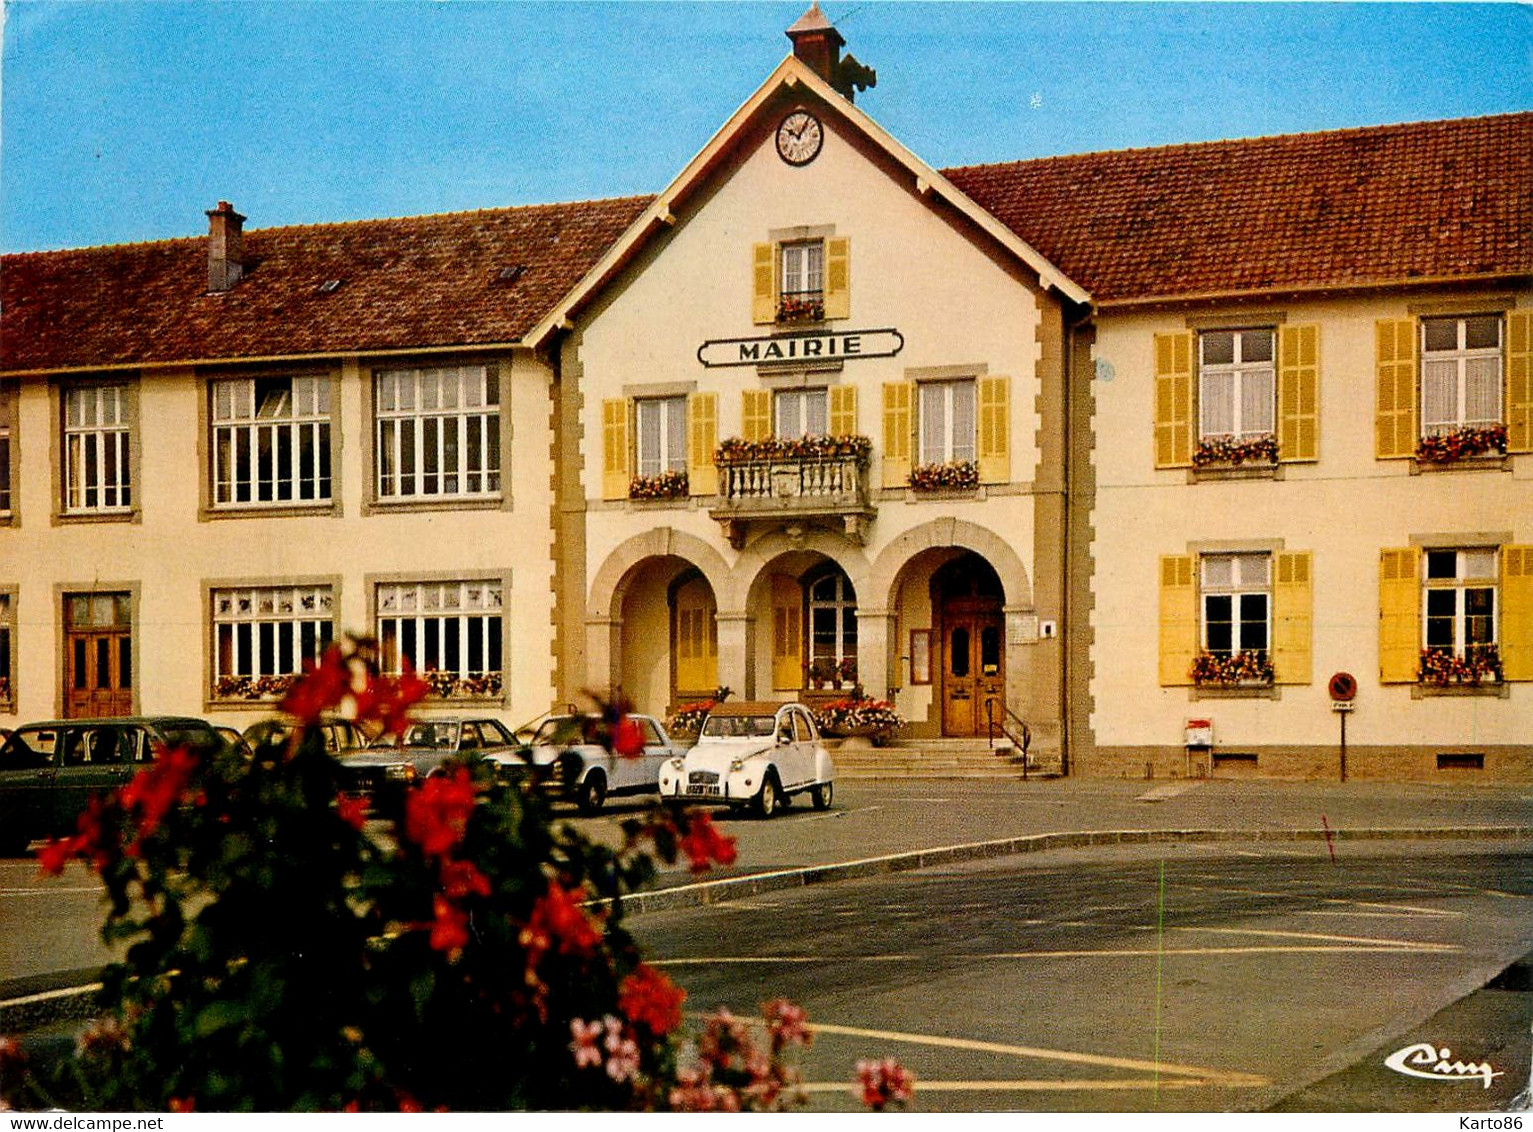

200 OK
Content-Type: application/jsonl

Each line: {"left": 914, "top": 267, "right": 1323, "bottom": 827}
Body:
{"left": 776, "top": 110, "right": 823, "bottom": 166}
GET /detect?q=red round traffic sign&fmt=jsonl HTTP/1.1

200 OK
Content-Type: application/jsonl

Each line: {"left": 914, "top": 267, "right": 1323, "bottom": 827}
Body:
{"left": 1328, "top": 672, "right": 1357, "bottom": 702}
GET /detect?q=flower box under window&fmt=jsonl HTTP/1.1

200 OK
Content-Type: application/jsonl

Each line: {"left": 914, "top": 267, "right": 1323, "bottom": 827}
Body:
{"left": 777, "top": 293, "right": 825, "bottom": 324}
{"left": 419, "top": 669, "right": 504, "bottom": 699}
{"left": 714, "top": 435, "right": 871, "bottom": 465}
{"left": 908, "top": 460, "right": 979, "bottom": 493}
{"left": 628, "top": 469, "right": 689, "bottom": 501}
{"left": 1416, "top": 424, "right": 1508, "bottom": 464}
{"left": 1192, "top": 434, "right": 1279, "bottom": 468}
{"left": 1190, "top": 650, "right": 1274, "bottom": 687}
{"left": 214, "top": 674, "right": 300, "bottom": 701}
{"left": 1418, "top": 644, "right": 1501, "bottom": 686}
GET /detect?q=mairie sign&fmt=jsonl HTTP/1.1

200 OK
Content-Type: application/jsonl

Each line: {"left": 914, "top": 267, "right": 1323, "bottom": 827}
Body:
{"left": 697, "top": 327, "right": 904, "bottom": 368}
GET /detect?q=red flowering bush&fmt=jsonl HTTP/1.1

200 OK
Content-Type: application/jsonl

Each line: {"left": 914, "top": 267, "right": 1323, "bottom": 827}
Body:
{"left": 1416, "top": 424, "right": 1507, "bottom": 463}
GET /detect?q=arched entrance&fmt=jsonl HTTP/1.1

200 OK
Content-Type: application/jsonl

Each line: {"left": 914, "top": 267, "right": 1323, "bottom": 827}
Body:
{"left": 748, "top": 553, "right": 861, "bottom": 698}
{"left": 932, "top": 554, "right": 1005, "bottom": 737}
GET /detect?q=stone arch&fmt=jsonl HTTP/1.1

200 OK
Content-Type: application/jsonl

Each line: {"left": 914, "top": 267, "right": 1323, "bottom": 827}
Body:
{"left": 587, "top": 527, "right": 731, "bottom": 619}
{"left": 868, "top": 518, "right": 1032, "bottom": 612}
{"left": 721, "top": 528, "right": 871, "bottom": 614}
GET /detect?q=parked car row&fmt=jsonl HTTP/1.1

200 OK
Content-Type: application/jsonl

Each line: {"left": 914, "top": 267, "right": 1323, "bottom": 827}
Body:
{"left": 0, "top": 702, "right": 837, "bottom": 855}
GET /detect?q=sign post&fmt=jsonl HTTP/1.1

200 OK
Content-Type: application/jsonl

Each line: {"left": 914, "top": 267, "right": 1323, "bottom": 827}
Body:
{"left": 1328, "top": 672, "right": 1357, "bottom": 782}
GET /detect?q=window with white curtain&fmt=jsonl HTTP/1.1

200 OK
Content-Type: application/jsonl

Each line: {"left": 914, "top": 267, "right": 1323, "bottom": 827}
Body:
{"left": 636, "top": 396, "right": 687, "bottom": 477}
{"left": 1424, "top": 548, "right": 1498, "bottom": 653}
{"left": 63, "top": 384, "right": 132, "bottom": 512}
{"left": 1421, "top": 316, "right": 1503, "bottom": 436}
{"left": 775, "top": 388, "right": 828, "bottom": 437}
{"left": 918, "top": 379, "right": 976, "bottom": 464}
{"left": 376, "top": 365, "right": 500, "bottom": 499}
{"left": 1200, "top": 553, "right": 1271, "bottom": 655}
{"left": 1198, "top": 330, "right": 1274, "bottom": 441}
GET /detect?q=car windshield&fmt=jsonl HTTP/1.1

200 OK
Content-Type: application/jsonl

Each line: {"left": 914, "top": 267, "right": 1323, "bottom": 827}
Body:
{"left": 396, "top": 722, "right": 459, "bottom": 749}
{"left": 700, "top": 714, "right": 778, "bottom": 739}
{"left": 531, "top": 717, "right": 600, "bottom": 746}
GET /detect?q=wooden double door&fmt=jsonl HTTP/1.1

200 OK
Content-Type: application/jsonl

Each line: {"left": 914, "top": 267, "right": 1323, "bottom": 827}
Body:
{"left": 939, "top": 604, "right": 1004, "bottom": 738}
{"left": 64, "top": 592, "right": 133, "bottom": 718}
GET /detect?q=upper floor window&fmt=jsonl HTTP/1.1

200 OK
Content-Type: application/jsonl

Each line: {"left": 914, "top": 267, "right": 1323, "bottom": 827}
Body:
{"left": 1421, "top": 315, "right": 1503, "bottom": 436}
{"left": 778, "top": 241, "right": 824, "bottom": 322}
{"left": 0, "top": 385, "right": 13, "bottom": 516}
{"left": 1423, "top": 548, "right": 1497, "bottom": 653}
{"left": 212, "top": 584, "right": 334, "bottom": 699}
{"left": 776, "top": 388, "right": 828, "bottom": 438}
{"left": 1201, "top": 553, "right": 1270, "bottom": 656}
{"left": 212, "top": 376, "right": 331, "bottom": 507}
{"left": 635, "top": 396, "right": 687, "bottom": 478}
{"left": 1198, "top": 329, "right": 1274, "bottom": 442}
{"left": 376, "top": 365, "right": 500, "bottom": 500}
{"left": 63, "top": 384, "right": 131, "bottom": 512}
{"left": 918, "top": 379, "right": 976, "bottom": 465}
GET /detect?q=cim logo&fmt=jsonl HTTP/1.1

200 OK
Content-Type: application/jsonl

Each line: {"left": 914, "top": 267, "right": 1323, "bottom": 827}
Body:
{"left": 1384, "top": 1042, "right": 1503, "bottom": 1089}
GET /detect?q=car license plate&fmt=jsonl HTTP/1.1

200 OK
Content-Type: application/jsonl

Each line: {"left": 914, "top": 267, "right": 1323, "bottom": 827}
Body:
{"left": 691, "top": 785, "right": 721, "bottom": 797}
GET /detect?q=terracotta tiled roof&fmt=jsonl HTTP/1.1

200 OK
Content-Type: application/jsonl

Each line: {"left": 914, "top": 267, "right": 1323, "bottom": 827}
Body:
{"left": 944, "top": 112, "right": 1533, "bottom": 304}
{"left": 1, "top": 196, "right": 652, "bottom": 373}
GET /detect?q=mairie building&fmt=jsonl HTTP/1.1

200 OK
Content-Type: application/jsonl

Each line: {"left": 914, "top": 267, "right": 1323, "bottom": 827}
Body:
{"left": 3, "top": 9, "right": 1529, "bottom": 781}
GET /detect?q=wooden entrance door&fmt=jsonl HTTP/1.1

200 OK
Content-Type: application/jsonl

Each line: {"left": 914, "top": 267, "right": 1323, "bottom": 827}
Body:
{"left": 64, "top": 593, "right": 133, "bottom": 718}
{"left": 940, "top": 610, "right": 1004, "bottom": 737}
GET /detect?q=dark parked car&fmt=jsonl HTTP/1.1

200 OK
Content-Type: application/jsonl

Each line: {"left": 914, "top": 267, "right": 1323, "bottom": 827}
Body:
{"left": 337, "top": 717, "right": 520, "bottom": 805}
{"left": 0, "top": 716, "right": 223, "bottom": 855}
{"left": 242, "top": 716, "right": 369, "bottom": 757}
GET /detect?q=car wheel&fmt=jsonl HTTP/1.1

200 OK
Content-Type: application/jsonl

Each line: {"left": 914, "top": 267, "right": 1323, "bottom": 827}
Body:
{"left": 576, "top": 772, "right": 607, "bottom": 816}
{"left": 811, "top": 780, "right": 833, "bottom": 811}
{"left": 755, "top": 772, "right": 781, "bottom": 819}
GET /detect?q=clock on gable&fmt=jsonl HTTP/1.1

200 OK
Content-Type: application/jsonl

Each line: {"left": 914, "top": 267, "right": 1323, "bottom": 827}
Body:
{"left": 775, "top": 110, "right": 823, "bottom": 166}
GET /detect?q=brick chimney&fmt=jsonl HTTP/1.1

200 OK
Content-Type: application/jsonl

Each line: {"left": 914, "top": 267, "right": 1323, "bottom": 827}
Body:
{"left": 206, "top": 200, "right": 246, "bottom": 292}
{"left": 786, "top": 4, "right": 876, "bottom": 103}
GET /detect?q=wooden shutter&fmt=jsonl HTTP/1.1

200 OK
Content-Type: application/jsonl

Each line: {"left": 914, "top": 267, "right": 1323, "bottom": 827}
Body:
{"left": 771, "top": 574, "right": 803, "bottom": 691}
{"left": 1153, "top": 332, "right": 1194, "bottom": 468}
{"left": 687, "top": 392, "right": 718, "bottom": 496}
{"left": 1378, "top": 547, "right": 1420, "bottom": 683}
{"left": 1501, "top": 545, "right": 1533, "bottom": 682}
{"left": 1507, "top": 311, "right": 1532, "bottom": 454}
{"left": 881, "top": 382, "right": 913, "bottom": 488}
{"left": 741, "top": 389, "right": 771, "bottom": 442}
{"left": 1272, "top": 551, "right": 1313, "bottom": 685}
{"left": 1277, "top": 324, "right": 1320, "bottom": 463}
{"left": 1375, "top": 319, "right": 1417, "bottom": 459}
{"left": 823, "top": 237, "right": 851, "bottom": 320}
{"left": 752, "top": 242, "right": 776, "bottom": 325}
{"left": 601, "top": 397, "right": 631, "bottom": 500}
{"left": 1158, "top": 554, "right": 1198, "bottom": 686}
{"left": 829, "top": 385, "right": 857, "bottom": 437}
{"left": 977, "top": 376, "right": 1011, "bottom": 485}
{"left": 674, "top": 578, "right": 718, "bottom": 694}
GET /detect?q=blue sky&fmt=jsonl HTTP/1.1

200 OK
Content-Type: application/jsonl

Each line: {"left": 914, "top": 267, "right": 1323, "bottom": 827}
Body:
{"left": 1, "top": 1, "right": 1528, "bottom": 252}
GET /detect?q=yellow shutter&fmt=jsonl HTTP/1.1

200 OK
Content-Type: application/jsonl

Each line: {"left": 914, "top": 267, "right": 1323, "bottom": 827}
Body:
{"left": 829, "top": 384, "right": 857, "bottom": 437}
{"left": 1277, "top": 324, "right": 1320, "bottom": 463}
{"left": 1158, "top": 555, "right": 1198, "bottom": 686}
{"left": 1507, "top": 311, "right": 1532, "bottom": 454}
{"left": 687, "top": 392, "right": 718, "bottom": 496}
{"left": 1272, "top": 551, "right": 1313, "bottom": 685}
{"left": 674, "top": 578, "right": 718, "bottom": 694}
{"left": 1153, "top": 332, "right": 1194, "bottom": 468}
{"left": 1501, "top": 545, "right": 1533, "bottom": 681}
{"left": 1375, "top": 319, "right": 1418, "bottom": 459}
{"left": 977, "top": 375, "right": 1011, "bottom": 484}
{"left": 881, "top": 382, "right": 913, "bottom": 488}
{"left": 771, "top": 574, "right": 803, "bottom": 691}
{"left": 601, "top": 397, "right": 631, "bottom": 500}
{"left": 752, "top": 242, "right": 776, "bottom": 325}
{"left": 1379, "top": 547, "right": 1420, "bottom": 683}
{"left": 741, "top": 389, "right": 771, "bottom": 442}
{"left": 823, "top": 237, "right": 851, "bottom": 320}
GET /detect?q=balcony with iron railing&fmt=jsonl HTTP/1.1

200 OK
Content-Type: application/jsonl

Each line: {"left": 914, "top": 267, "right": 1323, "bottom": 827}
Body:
{"left": 708, "top": 435, "right": 874, "bottom": 548}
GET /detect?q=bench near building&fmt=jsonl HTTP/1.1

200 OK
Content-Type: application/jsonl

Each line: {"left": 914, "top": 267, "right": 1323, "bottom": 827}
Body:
{"left": 2, "top": 7, "right": 1529, "bottom": 781}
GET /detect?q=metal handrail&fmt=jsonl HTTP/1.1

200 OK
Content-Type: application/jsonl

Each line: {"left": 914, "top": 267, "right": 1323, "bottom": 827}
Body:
{"left": 985, "top": 699, "right": 1033, "bottom": 779}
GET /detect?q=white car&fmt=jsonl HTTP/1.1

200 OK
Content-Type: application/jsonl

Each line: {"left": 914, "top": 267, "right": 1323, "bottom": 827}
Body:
{"left": 657, "top": 701, "right": 833, "bottom": 818}
{"left": 508, "top": 713, "right": 687, "bottom": 815}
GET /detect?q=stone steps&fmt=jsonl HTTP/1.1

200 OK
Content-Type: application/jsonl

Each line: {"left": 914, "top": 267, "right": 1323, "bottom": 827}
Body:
{"left": 829, "top": 739, "right": 1057, "bottom": 779}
